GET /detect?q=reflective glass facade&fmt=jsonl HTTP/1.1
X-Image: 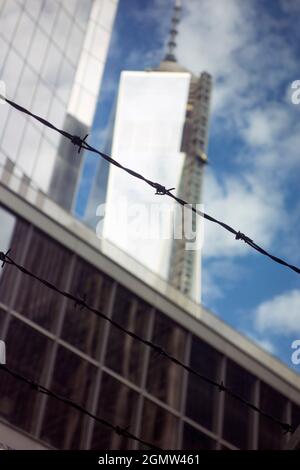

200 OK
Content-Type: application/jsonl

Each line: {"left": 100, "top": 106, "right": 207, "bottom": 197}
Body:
{"left": 0, "top": 0, "right": 117, "bottom": 210}
{"left": 86, "top": 66, "right": 212, "bottom": 304}
{"left": 88, "top": 71, "right": 190, "bottom": 278}
{"left": 0, "top": 202, "right": 299, "bottom": 450}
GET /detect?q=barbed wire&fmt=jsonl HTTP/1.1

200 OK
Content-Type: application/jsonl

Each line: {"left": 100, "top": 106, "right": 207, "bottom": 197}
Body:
{"left": 1, "top": 95, "right": 300, "bottom": 276}
{"left": 0, "top": 250, "right": 294, "bottom": 435}
{"left": 0, "top": 363, "right": 160, "bottom": 450}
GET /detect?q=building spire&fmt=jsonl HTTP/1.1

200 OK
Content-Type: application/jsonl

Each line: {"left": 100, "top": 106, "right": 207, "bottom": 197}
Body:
{"left": 164, "top": 0, "right": 182, "bottom": 62}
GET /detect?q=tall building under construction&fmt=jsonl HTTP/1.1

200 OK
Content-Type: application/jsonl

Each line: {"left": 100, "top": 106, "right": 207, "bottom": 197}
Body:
{"left": 86, "top": 0, "right": 211, "bottom": 303}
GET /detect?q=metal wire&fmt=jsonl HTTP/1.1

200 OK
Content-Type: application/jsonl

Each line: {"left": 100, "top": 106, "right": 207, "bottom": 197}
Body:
{"left": 1, "top": 95, "right": 299, "bottom": 276}
{"left": 0, "top": 250, "right": 294, "bottom": 435}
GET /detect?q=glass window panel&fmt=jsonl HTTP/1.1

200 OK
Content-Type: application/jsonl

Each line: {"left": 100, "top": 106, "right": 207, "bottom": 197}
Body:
{"left": 2, "top": 49, "right": 24, "bottom": 97}
{"left": 140, "top": 399, "right": 178, "bottom": 450}
{"left": 41, "top": 346, "right": 97, "bottom": 449}
{"left": 0, "top": 35, "right": 9, "bottom": 70}
{"left": 62, "top": 0, "right": 78, "bottom": 17}
{"left": 52, "top": 8, "right": 72, "bottom": 52}
{"left": 74, "top": 50, "right": 88, "bottom": 85}
{"left": 91, "top": 372, "right": 138, "bottom": 450}
{"left": 47, "top": 96, "right": 66, "bottom": 131}
{"left": 13, "top": 10, "right": 35, "bottom": 56}
{"left": 1, "top": 2, "right": 22, "bottom": 44}
{"left": 0, "top": 212, "right": 28, "bottom": 307}
{"left": 38, "top": 1, "right": 59, "bottom": 35}
{"left": 84, "top": 55, "right": 102, "bottom": 95}
{"left": 76, "top": 0, "right": 93, "bottom": 30}
{"left": 1, "top": 110, "right": 27, "bottom": 162}
{"left": 96, "top": 0, "right": 116, "bottom": 29}
{"left": 0, "top": 102, "right": 10, "bottom": 139}
{"left": 105, "top": 286, "right": 151, "bottom": 385}
{"left": 182, "top": 423, "right": 216, "bottom": 450}
{"left": 0, "top": 317, "right": 52, "bottom": 433}
{"left": 186, "top": 336, "right": 221, "bottom": 430}
{"left": 27, "top": 28, "right": 49, "bottom": 74}
{"left": 32, "top": 82, "right": 53, "bottom": 117}
{"left": 23, "top": 0, "right": 43, "bottom": 20}
{"left": 91, "top": 26, "right": 110, "bottom": 63}
{"left": 16, "top": 121, "right": 42, "bottom": 177}
{"left": 222, "top": 359, "right": 255, "bottom": 449}
{"left": 76, "top": 87, "right": 97, "bottom": 127}
{"left": 56, "top": 59, "right": 76, "bottom": 104}
{"left": 65, "top": 23, "right": 85, "bottom": 66}
{"left": 15, "top": 65, "right": 39, "bottom": 109}
{"left": 13, "top": 228, "right": 72, "bottom": 331}
{"left": 61, "top": 258, "right": 112, "bottom": 358}
{"left": 43, "top": 124, "right": 61, "bottom": 149}
{"left": 83, "top": 56, "right": 103, "bottom": 94}
{"left": 258, "top": 382, "right": 287, "bottom": 450}
{"left": 42, "top": 43, "right": 63, "bottom": 90}
{"left": 146, "top": 312, "right": 186, "bottom": 410}
{"left": 31, "top": 138, "right": 56, "bottom": 192}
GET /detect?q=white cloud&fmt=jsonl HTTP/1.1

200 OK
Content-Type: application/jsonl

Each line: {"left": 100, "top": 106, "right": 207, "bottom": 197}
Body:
{"left": 255, "top": 338, "right": 277, "bottom": 355}
{"left": 242, "top": 105, "right": 293, "bottom": 148}
{"left": 202, "top": 168, "right": 284, "bottom": 258}
{"left": 201, "top": 271, "right": 223, "bottom": 304}
{"left": 255, "top": 289, "right": 300, "bottom": 335}
{"left": 177, "top": 0, "right": 255, "bottom": 114}
{"left": 202, "top": 258, "right": 247, "bottom": 305}
{"left": 280, "top": 0, "right": 300, "bottom": 13}
{"left": 172, "top": 0, "right": 300, "bottom": 266}
{"left": 246, "top": 333, "right": 277, "bottom": 355}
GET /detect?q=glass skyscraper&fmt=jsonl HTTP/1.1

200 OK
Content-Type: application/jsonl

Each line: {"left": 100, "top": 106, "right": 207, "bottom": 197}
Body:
{"left": 91, "top": 69, "right": 191, "bottom": 280}
{"left": 85, "top": 1, "right": 212, "bottom": 303}
{"left": 0, "top": 0, "right": 118, "bottom": 210}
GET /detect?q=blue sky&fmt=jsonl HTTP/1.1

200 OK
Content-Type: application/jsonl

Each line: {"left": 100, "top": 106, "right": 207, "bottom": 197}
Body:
{"left": 76, "top": 0, "right": 300, "bottom": 372}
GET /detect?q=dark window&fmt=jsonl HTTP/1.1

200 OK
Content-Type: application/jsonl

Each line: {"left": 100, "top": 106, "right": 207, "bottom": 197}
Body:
{"left": 13, "top": 228, "right": 72, "bottom": 331}
{"left": 258, "top": 382, "right": 287, "bottom": 449}
{"left": 105, "top": 286, "right": 151, "bottom": 385}
{"left": 91, "top": 373, "right": 138, "bottom": 450}
{"left": 61, "top": 258, "right": 112, "bottom": 358}
{"left": 146, "top": 312, "right": 187, "bottom": 410}
{"left": 41, "top": 346, "right": 97, "bottom": 449}
{"left": 0, "top": 308, "right": 6, "bottom": 335}
{"left": 222, "top": 359, "right": 255, "bottom": 449}
{"left": 292, "top": 403, "right": 300, "bottom": 432}
{"left": 186, "top": 336, "right": 221, "bottom": 430}
{"left": 140, "top": 399, "right": 178, "bottom": 449}
{"left": 0, "top": 317, "right": 52, "bottom": 433}
{"left": 182, "top": 423, "right": 216, "bottom": 449}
